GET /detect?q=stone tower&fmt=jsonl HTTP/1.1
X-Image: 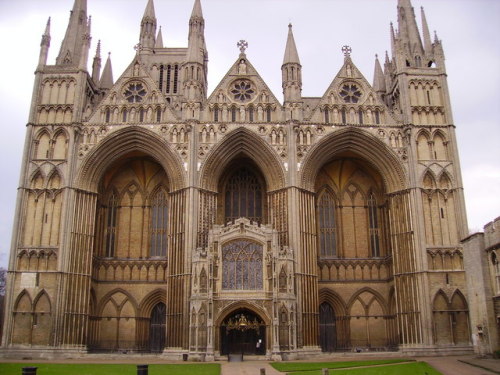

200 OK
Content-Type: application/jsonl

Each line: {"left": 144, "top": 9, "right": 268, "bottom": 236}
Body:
{"left": 2, "top": 0, "right": 473, "bottom": 359}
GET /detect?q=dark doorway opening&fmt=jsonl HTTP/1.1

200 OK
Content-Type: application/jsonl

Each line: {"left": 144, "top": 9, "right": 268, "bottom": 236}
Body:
{"left": 220, "top": 309, "right": 265, "bottom": 355}
{"left": 319, "top": 302, "right": 336, "bottom": 352}
{"left": 150, "top": 302, "right": 166, "bottom": 353}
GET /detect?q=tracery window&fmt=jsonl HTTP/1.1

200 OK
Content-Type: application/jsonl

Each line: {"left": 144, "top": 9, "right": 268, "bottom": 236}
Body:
{"left": 105, "top": 192, "right": 118, "bottom": 257}
{"left": 368, "top": 192, "right": 380, "bottom": 257}
{"left": 123, "top": 82, "right": 147, "bottom": 103}
{"left": 339, "top": 83, "right": 362, "bottom": 103}
{"left": 318, "top": 190, "right": 337, "bottom": 257}
{"left": 224, "top": 167, "right": 263, "bottom": 223}
{"left": 222, "top": 240, "right": 263, "bottom": 290}
{"left": 150, "top": 189, "right": 168, "bottom": 257}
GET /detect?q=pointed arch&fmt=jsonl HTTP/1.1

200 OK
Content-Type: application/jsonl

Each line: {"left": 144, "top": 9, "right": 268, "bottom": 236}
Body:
{"left": 422, "top": 170, "right": 437, "bottom": 189}
{"left": 138, "top": 289, "right": 167, "bottom": 318}
{"left": 438, "top": 171, "right": 453, "bottom": 189}
{"left": 317, "top": 187, "right": 338, "bottom": 258}
{"left": 76, "top": 126, "right": 185, "bottom": 192}
{"left": 199, "top": 127, "right": 286, "bottom": 191}
{"left": 300, "top": 127, "right": 406, "bottom": 193}
{"left": 433, "top": 131, "right": 448, "bottom": 160}
{"left": 97, "top": 288, "right": 138, "bottom": 316}
{"left": 33, "top": 290, "right": 51, "bottom": 313}
{"left": 13, "top": 289, "right": 32, "bottom": 312}
{"left": 47, "top": 168, "right": 63, "bottom": 189}
{"left": 34, "top": 130, "right": 51, "bottom": 160}
{"left": 30, "top": 169, "right": 46, "bottom": 189}
{"left": 52, "top": 128, "right": 69, "bottom": 159}
{"left": 347, "top": 287, "right": 387, "bottom": 314}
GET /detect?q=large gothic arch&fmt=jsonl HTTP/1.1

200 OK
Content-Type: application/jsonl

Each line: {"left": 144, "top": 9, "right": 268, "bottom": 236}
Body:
{"left": 199, "top": 127, "right": 286, "bottom": 191}
{"left": 76, "top": 126, "right": 186, "bottom": 192}
{"left": 300, "top": 127, "right": 407, "bottom": 193}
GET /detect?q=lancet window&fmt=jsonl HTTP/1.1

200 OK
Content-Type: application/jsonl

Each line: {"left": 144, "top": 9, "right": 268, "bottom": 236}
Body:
{"left": 222, "top": 240, "right": 263, "bottom": 290}
{"left": 368, "top": 192, "right": 380, "bottom": 257}
{"left": 317, "top": 190, "right": 337, "bottom": 257}
{"left": 105, "top": 192, "right": 118, "bottom": 257}
{"left": 150, "top": 189, "right": 168, "bottom": 257}
{"left": 224, "top": 167, "right": 263, "bottom": 224}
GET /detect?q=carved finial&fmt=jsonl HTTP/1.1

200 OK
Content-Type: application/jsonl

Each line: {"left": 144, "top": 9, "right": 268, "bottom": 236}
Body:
{"left": 342, "top": 45, "right": 352, "bottom": 57}
{"left": 237, "top": 40, "right": 248, "bottom": 54}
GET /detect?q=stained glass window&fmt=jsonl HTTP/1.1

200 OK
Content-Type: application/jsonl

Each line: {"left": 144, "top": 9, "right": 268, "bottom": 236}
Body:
{"left": 231, "top": 79, "right": 255, "bottom": 102}
{"left": 339, "top": 83, "right": 362, "bottom": 103}
{"left": 150, "top": 190, "right": 168, "bottom": 257}
{"left": 224, "top": 167, "right": 263, "bottom": 224}
{"left": 222, "top": 240, "right": 263, "bottom": 290}
{"left": 124, "top": 82, "right": 147, "bottom": 103}
{"left": 318, "top": 190, "right": 337, "bottom": 257}
{"left": 105, "top": 193, "right": 118, "bottom": 257}
{"left": 368, "top": 192, "right": 380, "bottom": 257}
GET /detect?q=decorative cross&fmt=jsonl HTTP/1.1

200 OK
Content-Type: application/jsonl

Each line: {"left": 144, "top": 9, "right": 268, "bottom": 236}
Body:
{"left": 341, "top": 45, "right": 352, "bottom": 57}
{"left": 237, "top": 40, "right": 248, "bottom": 54}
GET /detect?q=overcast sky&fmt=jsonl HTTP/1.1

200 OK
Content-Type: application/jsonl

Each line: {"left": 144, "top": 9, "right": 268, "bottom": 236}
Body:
{"left": 0, "top": 0, "right": 499, "bottom": 267}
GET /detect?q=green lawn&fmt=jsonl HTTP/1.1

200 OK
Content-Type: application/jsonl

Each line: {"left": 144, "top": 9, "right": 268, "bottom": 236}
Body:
{"left": 0, "top": 363, "right": 220, "bottom": 375}
{"left": 271, "top": 359, "right": 414, "bottom": 372}
{"left": 289, "top": 362, "right": 441, "bottom": 375}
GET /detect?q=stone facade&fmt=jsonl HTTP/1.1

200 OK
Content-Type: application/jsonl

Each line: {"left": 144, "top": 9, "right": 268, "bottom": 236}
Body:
{"left": 462, "top": 217, "right": 500, "bottom": 355}
{"left": 1, "top": 0, "right": 475, "bottom": 359}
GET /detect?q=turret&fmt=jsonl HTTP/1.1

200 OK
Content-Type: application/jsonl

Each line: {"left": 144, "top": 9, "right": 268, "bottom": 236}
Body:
{"left": 396, "top": 0, "right": 424, "bottom": 65}
{"left": 139, "top": 0, "right": 157, "bottom": 51}
{"left": 56, "top": 0, "right": 88, "bottom": 66}
{"left": 92, "top": 40, "right": 102, "bottom": 83}
{"left": 38, "top": 18, "right": 51, "bottom": 68}
{"left": 78, "top": 15, "right": 92, "bottom": 70}
{"left": 100, "top": 52, "right": 114, "bottom": 90}
{"left": 281, "top": 24, "right": 302, "bottom": 104}
{"left": 155, "top": 26, "right": 164, "bottom": 49}
{"left": 373, "top": 54, "right": 386, "bottom": 96}
{"left": 183, "top": 0, "right": 208, "bottom": 104}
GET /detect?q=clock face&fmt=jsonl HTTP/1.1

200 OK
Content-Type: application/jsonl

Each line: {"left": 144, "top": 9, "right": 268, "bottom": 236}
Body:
{"left": 123, "top": 82, "right": 147, "bottom": 103}
{"left": 339, "top": 83, "right": 362, "bottom": 103}
{"left": 230, "top": 79, "right": 255, "bottom": 103}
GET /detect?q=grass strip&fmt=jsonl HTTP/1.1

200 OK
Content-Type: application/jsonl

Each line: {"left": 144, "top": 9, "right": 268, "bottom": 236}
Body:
{"left": 0, "top": 363, "right": 221, "bottom": 375}
{"left": 271, "top": 358, "right": 413, "bottom": 372}
{"left": 289, "top": 362, "right": 441, "bottom": 375}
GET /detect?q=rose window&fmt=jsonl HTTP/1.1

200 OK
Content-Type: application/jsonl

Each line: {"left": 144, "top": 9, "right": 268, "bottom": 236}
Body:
{"left": 231, "top": 79, "right": 255, "bottom": 102}
{"left": 339, "top": 83, "right": 362, "bottom": 103}
{"left": 123, "top": 82, "right": 147, "bottom": 103}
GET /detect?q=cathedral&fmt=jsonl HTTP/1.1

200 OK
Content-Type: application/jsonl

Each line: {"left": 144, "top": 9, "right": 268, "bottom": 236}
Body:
{"left": 2, "top": 0, "right": 478, "bottom": 359}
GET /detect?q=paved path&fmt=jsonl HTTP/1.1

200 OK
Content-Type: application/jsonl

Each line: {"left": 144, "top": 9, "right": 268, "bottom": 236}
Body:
{"left": 220, "top": 356, "right": 500, "bottom": 375}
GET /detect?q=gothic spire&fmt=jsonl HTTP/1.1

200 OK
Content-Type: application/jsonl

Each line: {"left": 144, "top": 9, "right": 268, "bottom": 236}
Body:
{"left": 56, "top": 0, "right": 88, "bottom": 66}
{"left": 38, "top": 17, "right": 51, "bottom": 67}
{"left": 191, "top": 0, "right": 203, "bottom": 19}
{"left": 139, "top": 0, "right": 157, "bottom": 50}
{"left": 92, "top": 40, "right": 102, "bottom": 82}
{"left": 283, "top": 23, "right": 301, "bottom": 65}
{"left": 155, "top": 26, "right": 164, "bottom": 48}
{"left": 282, "top": 24, "right": 302, "bottom": 104}
{"left": 373, "top": 54, "right": 386, "bottom": 93}
{"left": 397, "top": 0, "right": 424, "bottom": 57}
{"left": 186, "top": 0, "right": 206, "bottom": 64}
{"left": 100, "top": 53, "right": 114, "bottom": 90}
{"left": 421, "top": 6, "right": 432, "bottom": 54}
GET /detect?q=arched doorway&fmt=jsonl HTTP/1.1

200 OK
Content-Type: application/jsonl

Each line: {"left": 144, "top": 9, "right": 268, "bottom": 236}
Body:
{"left": 319, "top": 302, "right": 336, "bottom": 352}
{"left": 220, "top": 309, "right": 265, "bottom": 355}
{"left": 150, "top": 302, "right": 166, "bottom": 352}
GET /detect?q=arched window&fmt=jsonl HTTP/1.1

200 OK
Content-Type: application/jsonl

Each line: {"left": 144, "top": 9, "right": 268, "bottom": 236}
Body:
{"left": 368, "top": 192, "right": 380, "bottom": 257}
{"left": 324, "top": 109, "right": 330, "bottom": 124}
{"left": 213, "top": 106, "right": 219, "bottom": 122}
{"left": 341, "top": 108, "right": 347, "bottom": 124}
{"left": 231, "top": 107, "right": 236, "bottom": 122}
{"left": 139, "top": 108, "right": 145, "bottom": 122}
{"left": 266, "top": 107, "right": 272, "bottom": 122}
{"left": 222, "top": 240, "right": 263, "bottom": 290}
{"left": 150, "top": 302, "right": 166, "bottom": 352}
{"left": 105, "top": 192, "right": 118, "bottom": 257}
{"left": 319, "top": 302, "right": 336, "bottom": 352}
{"left": 224, "top": 167, "right": 263, "bottom": 223}
{"left": 166, "top": 65, "right": 172, "bottom": 93}
{"left": 150, "top": 189, "right": 168, "bottom": 257}
{"left": 248, "top": 106, "right": 254, "bottom": 122}
{"left": 158, "top": 65, "right": 164, "bottom": 92}
{"left": 105, "top": 108, "right": 111, "bottom": 123}
{"left": 318, "top": 190, "right": 337, "bottom": 257}
{"left": 156, "top": 108, "right": 161, "bottom": 123}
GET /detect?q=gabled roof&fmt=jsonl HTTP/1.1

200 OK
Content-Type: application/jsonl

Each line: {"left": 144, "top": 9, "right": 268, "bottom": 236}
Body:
{"left": 87, "top": 56, "right": 178, "bottom": 123}
{"left": 307, "top": 56, "right": 396, "bottom": 124}
{"left": 206, "top": 54, "right": 282, "bottom": 111}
